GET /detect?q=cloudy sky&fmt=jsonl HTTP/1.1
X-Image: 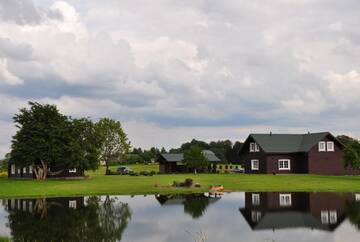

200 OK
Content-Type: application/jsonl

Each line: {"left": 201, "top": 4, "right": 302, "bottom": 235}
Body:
{"left": 0, "top": 0, "right": 359, "bottom": 156}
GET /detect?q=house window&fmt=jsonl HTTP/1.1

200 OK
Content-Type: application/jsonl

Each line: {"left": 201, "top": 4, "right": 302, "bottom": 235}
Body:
{"left": 319, "top": 141, "right": 326, "bottom": 152}
{"left": 219, "top": 165, "right": 222, "bottom": 169}
{"left": 279, "top": 194, "right": 292, "bottom": 206}
{"left": 23, "top": 167, "right": 27, "bottom": 174}
{"left": 69, "top": 200, "right": 77, "bottom": 209}
{"left": 251, "top": 160, "right": 259, "bottom": 170}
{"left": 251, "top": 211, "right": 261, "bottom": 222}
{"left": 69, "top": 168, "right": 77, "bottom": 173}
{"left": 329, "top": 210, "right": 337, "bottom": 224}
{"left": 10, "top": 199, "right": 15, "bottom": 209}
{"left": 11, "top": 165, "right": 15, "bottom": 175}
{"left": 321, "top": 210, "right": 329, "bottom": 224}
{"left": 278, "top": 159, "right": 290, "bottom": 170}
{"left": 250, "top": 142, "right": 260, "bottom": 152}
{"left": 252, "top": 193, "right": 260, "bottom": 205}
{"left": 327, "top": 141, "right": 334, "bottom": 152}
{"left": 29, "top": 165, "right": 33, "bottom": 174}
{"left": 22, "top": 201, "right": 27, "bottom": 212}
{"left": 225, "top": 165, "right": 228, "bottom": 169}
{"left": 230, "top": 165, "right": 233, "bottom": 169}
{"left": 29, "top": 201, "right": 33, "bottom": 213}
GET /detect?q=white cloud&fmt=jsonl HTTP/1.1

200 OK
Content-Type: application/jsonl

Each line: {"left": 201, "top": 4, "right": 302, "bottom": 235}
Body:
{"left": 326, "top": 70, "right": 360, "bottom": 108}
{"left": 0, "top": 0, "right": 360, "bottom": 156}
{"left": 0, "top": 58, "right": 24, "bottom": 85}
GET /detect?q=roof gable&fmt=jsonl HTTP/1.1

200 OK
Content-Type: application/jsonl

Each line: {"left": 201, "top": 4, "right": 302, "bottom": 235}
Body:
{"left": 243, "top": 132, "right": 335, "bottom": 153}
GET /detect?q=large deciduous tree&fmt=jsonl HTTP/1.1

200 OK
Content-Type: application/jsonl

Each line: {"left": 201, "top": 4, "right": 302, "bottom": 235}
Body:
{"left": 95, "top": 118, "right": 131, "bottom": 175}
{"left": 10, "top": 102, "right": 100, "bottom": 180}
{"left": 183, "top": 146, "right": 209, "bottom": 174}
{"left": 342, "top": 137, "right": 360, "bottom": 169}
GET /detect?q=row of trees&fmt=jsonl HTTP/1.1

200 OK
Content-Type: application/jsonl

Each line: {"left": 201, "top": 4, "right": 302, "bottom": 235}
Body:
{"left": 127, "top": 139, "right": 243, "bottom": 164}
{"left": 10, "top": 102, "right": 130, "bottom": 179}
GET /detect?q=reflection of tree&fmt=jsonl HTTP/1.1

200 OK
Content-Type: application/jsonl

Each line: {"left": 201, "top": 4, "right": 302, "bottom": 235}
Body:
{"left": 346, "top": 201, "right": 360, "bottom": 229}
{"left": 183, "top": 194, "right": 211, "bottom": 219}
{"left": 5, "top": 196, "right": 131, "bottom": 242}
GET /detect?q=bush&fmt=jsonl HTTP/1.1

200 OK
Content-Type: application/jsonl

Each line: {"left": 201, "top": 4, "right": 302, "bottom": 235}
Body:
{"left": 129, "top": 172, "right": 139, "bottom": 176}
{"left": 184, "top": 178, "right": 193, "bottom": 187}
{"left": 150, "top": 171, "right": 156, "bottom": 176}
{"left": 140, "top": 171, "right": 150, "bottom": 176}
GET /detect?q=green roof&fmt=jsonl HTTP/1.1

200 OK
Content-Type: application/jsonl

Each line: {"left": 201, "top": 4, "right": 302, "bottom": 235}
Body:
{"left": 247, "top": 132, "right": 336, "bottom": 153}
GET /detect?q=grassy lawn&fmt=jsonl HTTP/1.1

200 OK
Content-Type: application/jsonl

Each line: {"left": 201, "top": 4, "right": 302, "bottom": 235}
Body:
{"left": 1, "top": 164, "right": 360, "bottom": 198}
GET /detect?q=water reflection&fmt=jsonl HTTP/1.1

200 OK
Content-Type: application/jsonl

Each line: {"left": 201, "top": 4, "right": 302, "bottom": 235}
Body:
{"left": 3, "top": 196, "right": 131, "bottom": 242}
{"left": 240, "top": 192, "right": 360, "bottom": 231}
{"left": 1, "top": 192, "right": 360, "bottom": 241}
{"left": 155, "top": 193, "right": 221, "bottom": 219}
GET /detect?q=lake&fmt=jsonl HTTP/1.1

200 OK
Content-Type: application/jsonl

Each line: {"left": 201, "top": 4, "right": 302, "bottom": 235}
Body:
{"left": 1, "top": 192, "right": 360, "bottom": 241}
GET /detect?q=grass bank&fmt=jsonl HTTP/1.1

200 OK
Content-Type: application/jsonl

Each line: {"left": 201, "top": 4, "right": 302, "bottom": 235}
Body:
{"left": 1, "top": 164, "right": 360, "bottom": 198}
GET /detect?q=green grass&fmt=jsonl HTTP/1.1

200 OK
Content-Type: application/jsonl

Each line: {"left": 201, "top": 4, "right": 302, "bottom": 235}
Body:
{"left": 1, "top": 164, "right": 360, "bottom": 198}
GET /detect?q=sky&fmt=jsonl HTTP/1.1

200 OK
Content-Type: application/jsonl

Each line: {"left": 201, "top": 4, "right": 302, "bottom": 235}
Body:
{"left": 0, "top": 0, "right": 360, "bottom": 157}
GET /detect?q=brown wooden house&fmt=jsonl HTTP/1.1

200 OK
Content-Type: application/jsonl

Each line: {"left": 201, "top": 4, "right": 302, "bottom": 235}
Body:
{"left": 157, "top": 150, "right": 221, "bottom": 173}
{"left": 238, "top": 132, "right": 360, "bottom": 175}
{"left": 8, "top": 162, "right": 84, "bottom": 179}
{"left": 240, "top": 192, "right": 358, "bottom": 231}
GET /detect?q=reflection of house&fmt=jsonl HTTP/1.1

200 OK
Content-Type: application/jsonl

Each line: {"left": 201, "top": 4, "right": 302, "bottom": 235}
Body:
{"left": 6, "top": 197, "right": 85, "bottom": 213}
{"left": 8, "top": 162, "right": 84, "bottom": 179}
{"left": 238, "top": 132, "right": 360, "bottom": 175}
{"left": 157, "top": 150, "right": 221, "bottom": 173}
{"left": 155, "top": 193, "right": 221, "bottom": 218}
{"left": 240, "top": 192, "right": 356, "bottom": 231}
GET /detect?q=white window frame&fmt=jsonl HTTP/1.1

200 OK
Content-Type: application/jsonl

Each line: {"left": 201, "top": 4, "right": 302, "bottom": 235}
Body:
{"left": 69, "top": 200, "right": 77, "bottom": 209}
{"left": 329, "top": 210, "right": 337, "bottom": 224}
{"left": 29, "top": 165, "right": 33, "bottom": 174}
{"left": 23, "top": 167, "right": 27, "bottom": 174}
{"left": 17, "top": 169, "right": 20, "bottom": 174}
{"left": 251, "top": 159, "right": 259, "bottom": 170}
{"left": 11, "top": 164, "right": 15, "bottom": 175}
{"left": 250, "top": 142, "right": 260, "bottom": 152}
{"left": 327, "top": 141, "right": 334, "bottom": 152}
{"left": 279, "top": 194, "right": 292, "bottom": 207}
{"left": 321, "top": 210, "right": 329, "bottom": 224}
{"left": 69, "top": 168, "right": 77, "bottom": 173}
{"left": 319, "top": 141, "right": 326, "bottom": 152}
{"left": 278, "top": 159, "right": 291, "bottom": 170}
{"left": 252, "top": 193, "right": 260, "bottom": 206}
{"left": 251, "top": 211, "right": 261, "bottom": 222}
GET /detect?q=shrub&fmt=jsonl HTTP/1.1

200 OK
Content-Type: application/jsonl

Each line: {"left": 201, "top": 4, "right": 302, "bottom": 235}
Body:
{"left": 184, "top": 178, "right": 193, "bottom": 187}
{"left": 150, "top": 171, "right": 156, "bottom": 176}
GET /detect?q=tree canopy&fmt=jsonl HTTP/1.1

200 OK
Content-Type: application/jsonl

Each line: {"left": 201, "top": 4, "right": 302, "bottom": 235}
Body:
{"left": 338, "top": 135, "right": 360, "bottom": 169}
{"left": 10, "top": 102, "right": 100, "bottom": 180}
{"left": 183, "top": 146, "right": 210, "bottom": 173}
{"left": 96, "top": 118, "right": 131, "bottom": 174}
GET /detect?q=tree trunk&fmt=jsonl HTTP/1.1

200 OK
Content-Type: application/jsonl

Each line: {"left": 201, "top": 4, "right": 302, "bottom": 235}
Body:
{"left": 105, "top": 160, "right": 110, "bottom": 175}
{"left": 34, "top": 160, "right": 48, "bottom": 180}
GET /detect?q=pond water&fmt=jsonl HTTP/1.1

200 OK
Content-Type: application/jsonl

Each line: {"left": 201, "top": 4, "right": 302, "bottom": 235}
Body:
{"left": 1, "top": 192, "right": 360, "bottom": 241}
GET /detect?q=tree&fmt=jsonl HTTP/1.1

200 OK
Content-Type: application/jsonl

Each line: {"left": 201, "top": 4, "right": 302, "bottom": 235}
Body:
{"left": 10, "top": 102, "right": 100, "bottom": 180}
{"left": 183, "top": 146, "right": 209, "bottom": 173}
{"left": 96, "top": 118, "right": 131, "bottom": 174}
{"left": 343, "top": 137, "right": 360, "bottom": 169}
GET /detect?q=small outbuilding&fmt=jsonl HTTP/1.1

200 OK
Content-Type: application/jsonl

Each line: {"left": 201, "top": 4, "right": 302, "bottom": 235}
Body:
{"left": 157, "top": 150, "right": 221, "bottom": 173}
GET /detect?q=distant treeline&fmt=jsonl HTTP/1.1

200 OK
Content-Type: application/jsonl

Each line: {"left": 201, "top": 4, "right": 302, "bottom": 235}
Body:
{"left": 127, "top": 139, "right": 243, "bottom": 164}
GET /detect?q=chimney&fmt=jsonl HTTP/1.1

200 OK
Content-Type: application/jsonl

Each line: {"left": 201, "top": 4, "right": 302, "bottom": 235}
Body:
{"left": 308, "top": 131, "right": 310, "bottom": 134}
{"left": 270, "top": 131, "right": 272, "bottom": 136}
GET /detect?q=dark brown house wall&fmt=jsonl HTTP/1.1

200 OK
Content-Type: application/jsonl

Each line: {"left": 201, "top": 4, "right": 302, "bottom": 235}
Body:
{"left": 8, "top": 163, "right": 84, "bottom": 179}
{"left": 240, "top": 137, "right": 267, "bottom": 174}
{"left": 309, "top": 192, "right": 354, "bottom": 229}
{"left": 266, "top": 153, "right": 308, "bottom": 174}
{"left": 308, "top": 135, "right": 360, "bottom": 175}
